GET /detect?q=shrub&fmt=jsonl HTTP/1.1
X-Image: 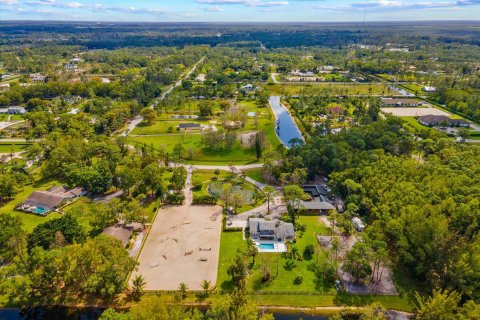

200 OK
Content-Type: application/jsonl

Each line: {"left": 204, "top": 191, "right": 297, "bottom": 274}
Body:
{"left": 192, "top": 194, "right": 218, "bottom": 205}
{"left": 294, "top": 274, "right": 303, "bottom": 285}
{"left": 303, "top": 244, "right": 315, "bottom": 260}
{"left": 165, "top": 193, "right": 185, "bottom": 204}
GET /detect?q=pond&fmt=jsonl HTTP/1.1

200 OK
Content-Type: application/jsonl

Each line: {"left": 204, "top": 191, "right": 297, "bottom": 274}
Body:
{"left": 0, "top": 307, "right": 332, "bottom": 320}
{"left": 0, "top": 307, "right": 105, "bottom": 320}
{"left": 268, "top": 96, "right": 304, "bottom": 148}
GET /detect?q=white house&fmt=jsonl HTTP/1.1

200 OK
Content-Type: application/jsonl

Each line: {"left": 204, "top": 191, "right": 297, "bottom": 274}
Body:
{"left": 422, "top": 86, "right": 437, "bottom": 92}
{"left": 30, "top": 74, "right": 46, "bottom": 82}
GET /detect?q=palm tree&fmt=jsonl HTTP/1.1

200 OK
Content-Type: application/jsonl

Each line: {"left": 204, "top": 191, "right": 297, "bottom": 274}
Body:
{"left": 201, "top": 280, "right": 211, "bottom": 297}
{"left": 131, "top": 275, "right": 146, "bottom": 300}
{"left": 291, "top": 246, "right": 299, "bottom": 260}
{"left": 178, "top": 282, "right": 188, "bottom": 300}
{"left": 263, "top": 186, "right": 276, "bottom": 214}
{"left": 214, "top": 169, "right": 220, "bottom": 180}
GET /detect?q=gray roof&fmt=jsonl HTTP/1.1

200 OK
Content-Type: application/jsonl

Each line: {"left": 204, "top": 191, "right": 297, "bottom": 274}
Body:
{"left": 178, "top": 123, "right": 201, "bottom": 129}
{"left": 102, "top": 227, "right": 132, "bottom": 247}
{"left": 302, "top": 201, "right": 335, "bottom": 210}
{"left": 249, "top": 218, "right": 276, "bottom": 232}
{"left": 275, "top": 222, "right": 295, "bottom": 239}
{"left": 19, "top": 186, "right": 85, "bottom": 210}
{"left": 22, "top": 191, "right": 68, "bottom": 210}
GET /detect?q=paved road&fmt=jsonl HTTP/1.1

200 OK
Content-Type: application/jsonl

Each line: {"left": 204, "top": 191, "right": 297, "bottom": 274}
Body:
{"left": 271, "top": 73, "right": 280, "bottom": 84}
{"left": 0, "top": 138, "right": 29, "bottom": 143}
{"left": 0, "top": 120, "right": 25, "bottom": 130}
{"left": 121, "top": 57, "right": 205, "bottom": 137}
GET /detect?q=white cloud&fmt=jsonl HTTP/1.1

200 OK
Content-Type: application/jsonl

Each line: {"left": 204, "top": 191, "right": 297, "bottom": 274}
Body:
{"left": 200, "top": 6, "right": 225, "bottom": 11}
{"left": 0, "top": 0, "right": 17, "bottom": 4}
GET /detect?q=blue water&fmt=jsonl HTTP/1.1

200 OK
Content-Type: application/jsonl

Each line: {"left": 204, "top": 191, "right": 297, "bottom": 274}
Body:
{"left": 33, "top": 207, "right": 47, "bottom": 215}
{"left": 259, "top": 243, "right": 275, "bottom": 250}
{"left": 269, "top": 96, "right": 303, "bottom": 148}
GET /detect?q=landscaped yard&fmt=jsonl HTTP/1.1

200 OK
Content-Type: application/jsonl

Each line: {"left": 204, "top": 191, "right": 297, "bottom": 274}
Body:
{"left": 243, "top": 168, "right": 267, "bottom": 184}
{"left": 192, "top": 170, "right": 263, "bottom": 214}
{"left": 217, "top": 216, "right": 333, "bottom": 293}
{"left": 0, "top": 178, "right": 67, "bottom": 232}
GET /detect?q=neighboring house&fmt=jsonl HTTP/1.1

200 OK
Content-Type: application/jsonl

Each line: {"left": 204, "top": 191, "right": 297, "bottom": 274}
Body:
{"left": 102, "top": 222, "right": 145, "bottom": 247}
{"left": 240, "top": 83, "right": 255, "bottom": 93}
{"left": 8, "top": 106, "right": 26, "bottom": 115}
{"left": 301, "top": 184, "right": 335, "bottom": 214}
{"left": 0, "top": 107, "right": 25, "bottom": 115}
{"left": 178, "top": 123, "right": 202, "bottom": 130}
{"left": 17, "top": 186, "right": 86, "bottom": 215}
{"left": 65, "top": 63, "right": 77, "bottom": 70}
{"left": 381, "top": 98, "right": 420, "bottom": 107}
{"left": 30, "top": 74, "right": 46, "bottom": 82}
{"left": 328, "top": 106, "right": 344, "bottom": 116}
{"left": 422, "top": 86, "right": 437, "bottom": 92}
{"left": 249, "top": 218, "right": 295, "bottom": 241}
{"left": 102, "top": 226, "right": 132, "bottom": 247}
{"left": 418, "top": 115, "right": 470, "bottom": 128}
{"left": 318, "top": 65, "right": 335, "bottom": 73}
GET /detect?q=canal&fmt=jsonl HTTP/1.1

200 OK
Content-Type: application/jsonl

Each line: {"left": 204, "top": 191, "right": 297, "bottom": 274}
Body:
{"left": 268, "top": 96, "right": 304, "bottom": 148}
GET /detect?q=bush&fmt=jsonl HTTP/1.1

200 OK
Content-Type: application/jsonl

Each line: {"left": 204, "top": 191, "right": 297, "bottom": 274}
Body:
{"left": 165, "top": 193, "right": 185, "bottom": 204}
{"left": 192, "top": 194, "right": 218, "bottom": 205}
{"left": 303, "top": 244, "right": 315, "bottom": 260}
{"left": 293, "top": 274, "right": 303, "bottom": 285}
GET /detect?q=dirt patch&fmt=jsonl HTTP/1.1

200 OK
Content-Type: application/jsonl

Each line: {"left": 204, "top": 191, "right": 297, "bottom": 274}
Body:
{"left": 131, "top": 204, "right": 222, "bottom": 290}
{"left": 381, "top": 107, "right": 450, "bottom": 117}
{"left": 239, "top": 131, "right": 257, "bottom": 146}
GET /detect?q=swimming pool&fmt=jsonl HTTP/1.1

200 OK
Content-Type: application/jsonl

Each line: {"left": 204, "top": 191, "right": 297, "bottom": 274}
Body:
{"left": 255, "top": 241, "right": 287, "bottom": 253}
{"left": 259, "top": 243, "right": 274, "bottom": 250}
{"left": 33, "top": 207, "right": 48, "bottom": 215}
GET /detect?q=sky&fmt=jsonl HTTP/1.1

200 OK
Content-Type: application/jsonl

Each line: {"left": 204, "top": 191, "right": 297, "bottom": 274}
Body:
{"left": 1, "top": 0, "right": 480, "bottom": 22}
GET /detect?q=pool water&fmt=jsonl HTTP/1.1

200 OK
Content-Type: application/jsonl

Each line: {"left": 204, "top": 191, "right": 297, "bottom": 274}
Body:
{"left": 33, "top": 207, "right": 47, "bottom": 215}
{"left": 259, "top": 243, "right": 275, "bottom": 250}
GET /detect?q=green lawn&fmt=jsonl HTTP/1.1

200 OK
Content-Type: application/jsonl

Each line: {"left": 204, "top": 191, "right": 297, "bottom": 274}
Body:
{"left": 401, "top": 117, "right": 436, "bottom": 133}
{"left": 0, "top": 143, "right": 29, "bottom": 153}
{"left": 131, "top": 134, "right": 261, "bottom": 165}
{"left": 244, "top": 168, "right": 267, "bottom": 184}
{"left": 131, "top": 119, "right": 211, "bottom": 135}
{"left": 264, "top": 83, "right": 395, "bottom": 96}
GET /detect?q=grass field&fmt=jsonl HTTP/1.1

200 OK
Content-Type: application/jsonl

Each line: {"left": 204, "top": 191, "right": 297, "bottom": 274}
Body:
{"left": 131, "top": 134, "right": 261, "bottom": 164}
{"left": 244, "top": 168, "right": 267, "bottom": 184}
{"left": 0, "top": 143, "right": 29, "bottom": 153}
{"left": 401, "top": 116, "right": 437, "bottom": 133}
{"left": 264, "top": 83, "right": 395, "bottom": 96}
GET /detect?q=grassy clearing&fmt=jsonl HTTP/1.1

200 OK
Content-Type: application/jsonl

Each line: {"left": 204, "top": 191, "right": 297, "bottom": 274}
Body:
{"left": 264, "top": 83, "right": 395, "bottom": 96}
{"left": 244, "top": 168, "right": 267, "bottom": 184}
{"left": 131, "top": 119, "right": 211, "bottom": 135}
{"left": 0, "top": 143, "right": 29, "bottom": 153}
{"left": 131, "top": 134, "right": 260, "bottom": 164}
